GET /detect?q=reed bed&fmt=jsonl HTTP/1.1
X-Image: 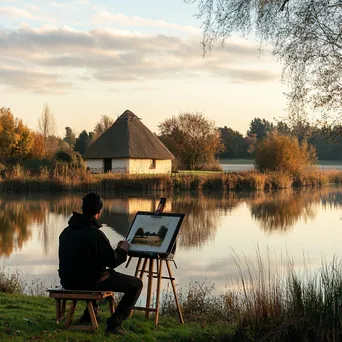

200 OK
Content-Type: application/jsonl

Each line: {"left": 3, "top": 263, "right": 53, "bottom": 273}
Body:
{"left": 161, "top": 254, "right": 342, "bottom": 342}
{"left": 1, "top": 164, "right": 342, "bottom": 192}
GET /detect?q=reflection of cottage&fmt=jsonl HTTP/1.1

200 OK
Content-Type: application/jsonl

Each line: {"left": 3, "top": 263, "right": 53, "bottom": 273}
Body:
{"left": 101, "top": 197, "right": 172, "bottom": 237}
{"left": 84, "top": 110, "right": 174, "bottom": 174}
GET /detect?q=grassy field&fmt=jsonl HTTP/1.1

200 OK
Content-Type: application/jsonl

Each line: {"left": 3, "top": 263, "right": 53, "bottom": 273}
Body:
{"left": 0, "top": 293, "right": 234, "bottom": 342}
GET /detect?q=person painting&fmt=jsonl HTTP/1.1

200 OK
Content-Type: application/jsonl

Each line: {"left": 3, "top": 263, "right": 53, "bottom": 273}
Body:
{"left": 58, "top": 192, "right": 143, "bottom": 335}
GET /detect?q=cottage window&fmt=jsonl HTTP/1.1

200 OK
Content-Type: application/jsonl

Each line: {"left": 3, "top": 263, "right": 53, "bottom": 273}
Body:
{"left": 150, "top": 159, "right": 156, "bottom": 169}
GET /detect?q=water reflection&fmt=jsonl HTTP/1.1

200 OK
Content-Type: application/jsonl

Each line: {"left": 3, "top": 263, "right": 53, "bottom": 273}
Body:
{"left": 2, "top": 187, "right": 342, "bottom": 258}
{"left": 250, "top": 190, "right": 317, "bottom": 232}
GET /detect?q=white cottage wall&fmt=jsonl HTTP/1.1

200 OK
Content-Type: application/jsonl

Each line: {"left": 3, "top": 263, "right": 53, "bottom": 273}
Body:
{"left": 111, "top": 159, "right": 129, "bottom": 173}
{"left": 128, "top": 159, "right": 171, "bottom": 174}
{"left": 86, "top": 159, "right": 103, "bottom": 173}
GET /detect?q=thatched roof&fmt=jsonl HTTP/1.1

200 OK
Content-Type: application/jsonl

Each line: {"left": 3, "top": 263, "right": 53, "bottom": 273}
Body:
{"left": 84, "top": 110, "right": 174, "bottom": 160}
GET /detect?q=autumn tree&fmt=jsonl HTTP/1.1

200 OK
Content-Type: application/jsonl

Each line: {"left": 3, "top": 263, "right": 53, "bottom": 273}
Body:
{"left": 94, "top": 115, "right": 114, "bottom": 138}
{"left": 188, "top": 0, "right": 342, "bottom": 124}
{"left": 29, "top": 132, "right": 46, "bottom": 159}
{"left": 255, "top": 132, "right": 316, "bottom": 174}
{"left": 38, "top": 104, "right": 57, "bottom": 139}
{"left": 158, "top": 112, "right": 224, "bottom": 170}
{"left": 0, "top": 107, "right": 33, "bottom": 160}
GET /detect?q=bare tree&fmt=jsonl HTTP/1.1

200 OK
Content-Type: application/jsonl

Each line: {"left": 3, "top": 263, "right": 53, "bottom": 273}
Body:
{"left": 38, "top": 104, "right": 57, "bottom": 139}
{"left": 94, "top": 115, "right": 114, "bottom": 138}
{"left": 187, "top": 0, "right": 342, "bottom": 125}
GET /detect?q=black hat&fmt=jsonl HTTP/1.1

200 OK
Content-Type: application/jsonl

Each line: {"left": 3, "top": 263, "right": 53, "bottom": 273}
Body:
{"left": 82, "top": 192, "right": 103, "bottom": 216}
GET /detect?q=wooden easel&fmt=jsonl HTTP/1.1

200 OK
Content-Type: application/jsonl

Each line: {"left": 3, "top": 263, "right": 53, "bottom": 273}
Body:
{"left": 126, "top": 254, "right": 184, "bottom": 326}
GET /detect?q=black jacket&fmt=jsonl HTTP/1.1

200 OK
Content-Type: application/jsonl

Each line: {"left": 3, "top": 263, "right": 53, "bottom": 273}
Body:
{"left": 58, "top": 212, "right": 127, "bottom": 289}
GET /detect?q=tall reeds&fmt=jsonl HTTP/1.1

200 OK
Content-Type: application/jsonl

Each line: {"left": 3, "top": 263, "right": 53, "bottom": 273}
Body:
{"left": 161, "top": 253, "right": 342, "bottom": 341}
{"left": 1, "top": 163, "right": 342, "bottom": 192}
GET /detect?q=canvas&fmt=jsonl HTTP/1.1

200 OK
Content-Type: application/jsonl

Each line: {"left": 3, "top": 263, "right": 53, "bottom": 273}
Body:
{"left": 125, "top": 211, "right": 184, "bottom": 256}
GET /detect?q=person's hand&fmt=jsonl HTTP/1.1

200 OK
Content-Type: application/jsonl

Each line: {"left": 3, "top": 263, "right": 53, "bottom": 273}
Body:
{"left": 116, "top": 240, "right": 129, "bottom": 252}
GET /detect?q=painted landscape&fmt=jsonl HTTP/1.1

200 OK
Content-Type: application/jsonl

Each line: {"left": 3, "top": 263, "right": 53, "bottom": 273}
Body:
{"left": 131, "top": 225, "right": 168, "bottom": 247}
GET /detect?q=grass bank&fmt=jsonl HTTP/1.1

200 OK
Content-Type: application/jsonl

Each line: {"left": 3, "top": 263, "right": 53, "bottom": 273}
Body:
{"left": 1, "top": 164, "right": 342, "bottom": 191}
{"left": 0, "top": 293, "right": 234, "bottom": 342}
{"left": 3, "top": 256, "right": 342, "bottom": 341}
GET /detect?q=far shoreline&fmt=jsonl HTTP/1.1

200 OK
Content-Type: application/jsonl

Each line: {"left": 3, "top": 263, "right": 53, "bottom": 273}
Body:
{"left": 1, "top": 168, "right": 342, "bottom": 192}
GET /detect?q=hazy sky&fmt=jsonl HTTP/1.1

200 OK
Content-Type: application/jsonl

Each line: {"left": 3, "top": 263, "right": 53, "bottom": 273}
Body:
{"left": 1, "top": 0, "right": 287, "bottom": 137}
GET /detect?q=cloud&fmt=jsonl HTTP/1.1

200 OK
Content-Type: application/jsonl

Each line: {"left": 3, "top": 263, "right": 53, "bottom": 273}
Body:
{"left": 92, "top": 11, "right": 200, "bottom": 34}
{"left": 0, "top": 25, "right": 280, "bottom": 92}
{"left": 0, "top": 6, "right": 40, "bottom": 20}
{"left": 0, "top": 66, "right": 72, "bottom": 92}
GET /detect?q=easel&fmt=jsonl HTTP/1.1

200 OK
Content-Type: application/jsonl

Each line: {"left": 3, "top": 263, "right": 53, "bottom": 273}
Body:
{"left": 126, "top": 198, "right": 184, "bottom": 326}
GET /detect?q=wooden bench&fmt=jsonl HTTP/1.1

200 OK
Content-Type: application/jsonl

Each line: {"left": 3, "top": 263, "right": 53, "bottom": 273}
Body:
{"left": 47, "top": 289, "right": 115, "bottom": 331}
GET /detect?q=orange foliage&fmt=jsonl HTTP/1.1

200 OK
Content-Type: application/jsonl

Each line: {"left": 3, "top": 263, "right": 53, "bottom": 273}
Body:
{"left": 255, "top": 132, "right": 317, "bottom": 174}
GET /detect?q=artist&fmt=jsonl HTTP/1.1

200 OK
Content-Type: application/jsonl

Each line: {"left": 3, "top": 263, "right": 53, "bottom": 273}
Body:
{"left": 58, "top": 192, "right": 143, "bottom": 336}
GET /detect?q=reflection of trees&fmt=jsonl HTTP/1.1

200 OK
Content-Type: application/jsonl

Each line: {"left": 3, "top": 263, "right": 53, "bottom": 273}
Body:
{"left": 172, "top": 192, "right": 240, "bottom": 249}
{"left": 249, "top": 189, "right": 321, "bottom": 232}
{"left": 3, "top": 186, "right": 342, "bottom": 257}
{"left": 0, "top": 200, "right": 45, "bottom": 256}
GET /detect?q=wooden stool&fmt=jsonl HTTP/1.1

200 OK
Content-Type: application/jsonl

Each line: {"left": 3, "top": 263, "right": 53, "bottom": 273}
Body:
{"left": 47, "top": 289, "right": 115, "bottom": 331}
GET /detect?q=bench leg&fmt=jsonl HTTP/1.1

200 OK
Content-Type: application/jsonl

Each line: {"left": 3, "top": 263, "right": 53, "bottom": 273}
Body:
{"left": 65, "top": 300, "right": 77, "bottom": 328}
{"left": 55, "top": 299, "right": 61, "bottom": 323}
{"left": 61, "top": 300, "right": 66, "bottom": 320}
{"left": 108, "top": 295, "right": 115, "bottom": 315}
{"left": 87, "top": 300, "right": 99, "bottom": 330}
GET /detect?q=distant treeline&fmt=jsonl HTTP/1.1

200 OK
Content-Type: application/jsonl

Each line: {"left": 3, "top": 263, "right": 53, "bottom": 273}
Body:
{"left": 1, "top": 104, "right": 341, "bottom": 176}
{"left": 218, "top": 118, "right": 342, "bottom": 161}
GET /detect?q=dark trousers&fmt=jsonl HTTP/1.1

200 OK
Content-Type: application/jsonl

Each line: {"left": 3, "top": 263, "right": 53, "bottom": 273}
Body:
{"left": 94, "top": 270, "right": 143, "bottom": 327}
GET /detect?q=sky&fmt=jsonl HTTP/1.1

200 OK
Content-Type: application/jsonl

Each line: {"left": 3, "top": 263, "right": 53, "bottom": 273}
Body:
{"left": 0, "top": 0, "right": 287, "bottom": 137}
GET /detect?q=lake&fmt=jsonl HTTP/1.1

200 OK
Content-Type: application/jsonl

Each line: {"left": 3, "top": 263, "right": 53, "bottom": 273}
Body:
{"left": 1, "top": 187, "right": 342, "bottom": 296}
{"left": 220, "top": 160, "right": 342, "bottom": 172}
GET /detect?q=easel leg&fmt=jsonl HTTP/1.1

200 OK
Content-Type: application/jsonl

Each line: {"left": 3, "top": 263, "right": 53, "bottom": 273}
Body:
{"left": 166, "top": 260, "right": 184, "bottom": 324}
{"left": 155, "top": 259, "right": 163, "bottom": 326}
{"left": 133, "top": 257, "right": 142, "bottom": 277}
{"left": 139, "top": 258, "right": 148, "bottom": 279}
{"left": 145, "top": 258, "right": 154, "bottom": 319}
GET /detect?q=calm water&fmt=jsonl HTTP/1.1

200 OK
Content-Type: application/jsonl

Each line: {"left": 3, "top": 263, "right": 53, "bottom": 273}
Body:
{"left": 1, "top": 188, "right": 342, "bottom": 294}
{"left": 221, "top": 161, "right": 342, "bottom": 172}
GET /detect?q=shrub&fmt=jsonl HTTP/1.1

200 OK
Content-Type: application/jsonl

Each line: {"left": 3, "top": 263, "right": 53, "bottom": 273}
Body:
{"left": 255, "top": 132, "right": 316, "bottom": 175}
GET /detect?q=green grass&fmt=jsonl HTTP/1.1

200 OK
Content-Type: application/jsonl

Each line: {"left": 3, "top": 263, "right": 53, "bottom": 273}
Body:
{"left": 0, "top": 293, "right": 235, "bottom": 342}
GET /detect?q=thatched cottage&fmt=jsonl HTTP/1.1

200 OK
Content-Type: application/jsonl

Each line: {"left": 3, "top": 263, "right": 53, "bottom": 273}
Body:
{"left": 83, "top": 110, "right": 173, "bottom": 174}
